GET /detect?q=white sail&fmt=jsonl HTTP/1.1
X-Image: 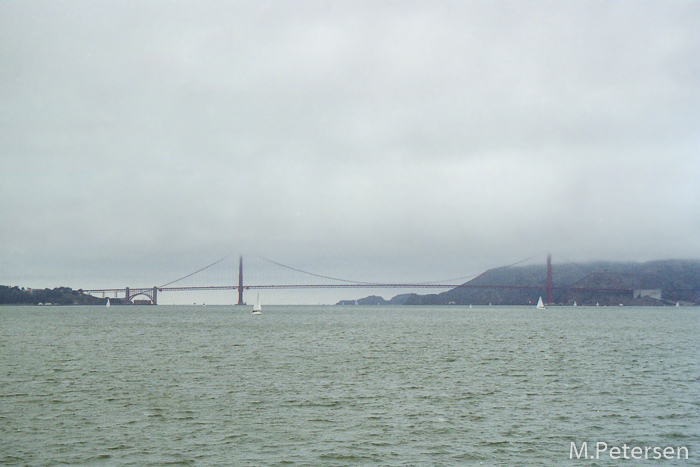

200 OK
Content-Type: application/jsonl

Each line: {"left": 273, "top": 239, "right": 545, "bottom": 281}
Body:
{"left": 106, "top": 298, "right": 110, "bottom": 308}
{"left": 252, "top": 294, "right": 262, "bottom": 314}
{"left": 536, "top": 296, "right": 545, "bottom": 309}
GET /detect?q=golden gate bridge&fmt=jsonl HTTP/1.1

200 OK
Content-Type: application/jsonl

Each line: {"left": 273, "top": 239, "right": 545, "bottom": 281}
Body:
{"left": 81, "top": 254, "right": 637, "bottom": 305}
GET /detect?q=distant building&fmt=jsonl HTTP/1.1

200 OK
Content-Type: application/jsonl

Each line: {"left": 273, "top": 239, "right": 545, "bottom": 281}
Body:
{"left": 633, "top": 289, "right": 662, "bottom": 300}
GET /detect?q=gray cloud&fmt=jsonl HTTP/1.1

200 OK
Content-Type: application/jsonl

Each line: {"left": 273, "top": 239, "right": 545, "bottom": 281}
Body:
{"left": 1, "top": 1, "right": 699, "bottom": 302}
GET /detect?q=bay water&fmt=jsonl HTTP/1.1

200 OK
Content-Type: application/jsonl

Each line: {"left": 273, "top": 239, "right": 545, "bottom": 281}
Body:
{"left": 1, "top": 305, "right": 698, "bottom": 466}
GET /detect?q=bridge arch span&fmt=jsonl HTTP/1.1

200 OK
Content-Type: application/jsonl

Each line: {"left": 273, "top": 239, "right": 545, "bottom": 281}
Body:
{"left": 125, "top": 287, "right": 158, "bottom": 305}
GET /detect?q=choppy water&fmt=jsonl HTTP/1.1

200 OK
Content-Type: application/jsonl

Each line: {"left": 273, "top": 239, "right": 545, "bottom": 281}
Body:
{"left": 1, "top": 305, "right": 698, "bottom": 466}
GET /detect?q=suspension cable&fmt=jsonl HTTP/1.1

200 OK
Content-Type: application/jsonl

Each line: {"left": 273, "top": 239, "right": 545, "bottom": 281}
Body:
{"left": 558, "top": 254, "right": 590, "bottom": 271}
{"left": 259, "top": 257, "right": 379, "bottom": 284}
{"left": 418, "top": 254, "right": 540, "bottom": 284}
{"left": 417, "top": 273, "right": 481, "bottom": 284}
{"left": 159, "top": 254, "right": 233, "bottom": 288}
{"left": 158, "top": 253, "right": 544, "bottom": 289}
{"left": 499, "top": 254, "right": 540, "bottom": 269}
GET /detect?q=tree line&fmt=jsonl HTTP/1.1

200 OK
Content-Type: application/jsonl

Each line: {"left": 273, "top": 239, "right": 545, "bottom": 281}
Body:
{"left": 0, "top": 285, "right": 105, "bottom": 305}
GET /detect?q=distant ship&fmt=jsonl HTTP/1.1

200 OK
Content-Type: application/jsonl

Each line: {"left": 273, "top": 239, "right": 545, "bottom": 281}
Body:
{"left": 106, "top": 298, "right": 110, "bottom": 308}
{"left": 536, "top": 297, "right": 546, "bottom": 309}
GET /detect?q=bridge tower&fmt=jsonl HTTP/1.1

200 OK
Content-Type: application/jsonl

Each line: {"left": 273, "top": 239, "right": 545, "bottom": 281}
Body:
{"left": 237, "top": 255, "right": 245, "bottom": 305}
{"left": 546, "top": 254, "right": 554, "bottom": 305}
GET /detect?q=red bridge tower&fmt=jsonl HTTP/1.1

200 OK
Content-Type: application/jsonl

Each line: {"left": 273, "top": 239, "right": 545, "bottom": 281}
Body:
{"left": 546, "top": 253, "right": 554, "bottom": 305}
{"left": 237, "top": 255, "right": 245, "bottom": 305}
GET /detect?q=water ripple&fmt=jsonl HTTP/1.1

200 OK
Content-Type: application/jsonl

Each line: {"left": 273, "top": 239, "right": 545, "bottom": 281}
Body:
{"left": 1, "top": 305, "right": 698, "bottom": 466}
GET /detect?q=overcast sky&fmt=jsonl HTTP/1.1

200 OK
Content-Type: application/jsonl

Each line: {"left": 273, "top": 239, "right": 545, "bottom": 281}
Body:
{"left": 1, "top": 1, "right": 699, "bottom": 303}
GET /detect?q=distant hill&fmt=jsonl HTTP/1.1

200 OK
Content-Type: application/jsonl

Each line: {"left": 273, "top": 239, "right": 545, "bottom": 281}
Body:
{"left": 0, "top": 286, "right": 108, "bottom": 306}
{"left": 337, "top": 293, "right": 414, "bottom": 306}
{"left": 337, "top": 260, "right": 700, "bottom": 306}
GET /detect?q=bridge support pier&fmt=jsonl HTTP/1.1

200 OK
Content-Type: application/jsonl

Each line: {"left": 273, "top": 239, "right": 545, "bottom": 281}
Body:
{"left": 125, "top": 287, "right": 131, "bottom": 304}
{"left": 237, "top": 255, "right": 245, "bottom": 305}
{"left": 152, "top": 286, "right": 158, "bottom": 305}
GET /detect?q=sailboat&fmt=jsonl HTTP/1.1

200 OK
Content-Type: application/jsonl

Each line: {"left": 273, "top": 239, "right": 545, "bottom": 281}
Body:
{"left": 536, "top": 296, "right": 546, "bottom": 309}
{"left": 106, "top": 298, "right": 110, "bottom": 308}
{"left": 252, "top": 294, "right": 262, "bottom": 315}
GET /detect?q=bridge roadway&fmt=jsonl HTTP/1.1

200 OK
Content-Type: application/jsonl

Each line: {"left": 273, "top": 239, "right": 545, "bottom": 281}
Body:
{"left": 83, "top": 283, "right": 637, "bottom": 294}
{"left": 160, "top": 283, "right": 636, "bottom": 292}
